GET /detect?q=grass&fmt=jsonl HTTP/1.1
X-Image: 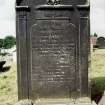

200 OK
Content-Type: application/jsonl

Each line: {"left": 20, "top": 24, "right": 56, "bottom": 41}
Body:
{"left": 91, "top": 49, "right": 105, "bottom": 103}
{"left": 0, "top": 62, "right": 18, "bottom": 105}
{"left": 91, "top": 49, "right": 105, "bottom": 89}
{"left": 0, "top": 49, "right": 105, "bottom": 105}
{"left": 91, "top": 49, "right": 105, "bottom": 78}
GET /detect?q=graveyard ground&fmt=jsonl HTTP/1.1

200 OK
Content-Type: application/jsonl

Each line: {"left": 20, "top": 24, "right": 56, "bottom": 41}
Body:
{"left": 91, "top": 49, "right": 105, "bottom": 104}
{"left": 0, "top": 63, "right": 17, "bottom": 105}
{"left": 0, "top": 49, "right": 105, "bottom": 105}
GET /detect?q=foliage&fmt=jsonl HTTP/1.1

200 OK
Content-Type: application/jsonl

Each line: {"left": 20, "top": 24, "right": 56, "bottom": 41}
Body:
{"left": 0, "top": 39, "right": 3, "bottom": 48}
{"left": 94, "top": 33, "right": 98, "bottom": 37}
{"left": 90, "top": 33, "right": 98, "bottom": 37}
{"left": 3, "top": 36, "right": 16, "bottom": 49}
{"left": 0, "top": 52, "right": 8, "bottom": 56}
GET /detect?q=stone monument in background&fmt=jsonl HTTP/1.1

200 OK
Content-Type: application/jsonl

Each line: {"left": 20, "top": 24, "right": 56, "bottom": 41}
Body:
{"left": 16, "top": 0, "right": 90, "bottom": 104}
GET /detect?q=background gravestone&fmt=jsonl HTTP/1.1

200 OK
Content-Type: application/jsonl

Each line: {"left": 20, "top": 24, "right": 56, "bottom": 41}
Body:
{"left": 96, "top": 37, "right": 105, "bottom": 49}
{"left": 16, "top": 0, "right": 90, "bottom": 104}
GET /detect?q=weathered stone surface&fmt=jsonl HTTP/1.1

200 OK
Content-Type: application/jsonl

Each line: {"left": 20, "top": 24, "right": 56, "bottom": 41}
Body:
{"left": 16, "top": 0, "right": 90, "bottom": 103}
{"left": 34, "top": 97, "right": 92, "bottom": 105}
{"left": 16, "top": 99, "right": 33, "bottom": 105}
{"left": 92, "top": 101, "right": 97, "bottom": 105}
{"left": 31, "top": 16, "right": 76, "bottom": 98}
{"left": 96, "top": 37, "right": 105, "bottom": 49}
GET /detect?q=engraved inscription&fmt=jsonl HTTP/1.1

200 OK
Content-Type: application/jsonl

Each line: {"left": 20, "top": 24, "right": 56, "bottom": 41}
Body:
{"left": 31, "top": 19, "right": 76, "bottom": 98}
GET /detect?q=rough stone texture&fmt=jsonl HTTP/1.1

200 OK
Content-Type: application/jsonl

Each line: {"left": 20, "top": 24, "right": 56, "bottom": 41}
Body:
{"left": 16, "top": 98, "right": 96, "bottom": 105}
{"left": 16, "top": 0, "right": 90, "bottom": 102}
{"left": 33, "top": 97, "right": 92, "bottom": 105}
{"left": 92, "top": 101, "right": 97, "bottom": 105}
{"left": 16, "top": 99, "right": 33, "bottom": 105}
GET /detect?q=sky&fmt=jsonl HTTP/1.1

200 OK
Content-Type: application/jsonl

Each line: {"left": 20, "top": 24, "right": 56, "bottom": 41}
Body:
{"left": 90, "top": 0, "right": 105, "bottom": 37}
{"left": 0, "top": 0, "right": 105, "bottom": 38}
{"left": 0, "top": 0, "right": 15, "bottom": 38}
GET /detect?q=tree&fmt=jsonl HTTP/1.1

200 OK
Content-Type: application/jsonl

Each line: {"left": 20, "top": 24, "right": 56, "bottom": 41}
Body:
{"left": 0, "top": 39, "right": 3, "bottom": 48}
{"left": 3, "top": 36, "right": 16, "bottom": 49}
{"left": 94, "top": 33, "right": 98, "bottom": 37}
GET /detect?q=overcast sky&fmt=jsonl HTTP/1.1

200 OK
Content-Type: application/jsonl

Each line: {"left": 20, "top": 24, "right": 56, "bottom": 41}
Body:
{"left": 0, "top": 0, "right": 15, "bottom": 38}
{"left": 90, "top": 0, "right": 105, "bottom": 37}
{"left": 0, "top": 0, "right": 105, "bottom": 38}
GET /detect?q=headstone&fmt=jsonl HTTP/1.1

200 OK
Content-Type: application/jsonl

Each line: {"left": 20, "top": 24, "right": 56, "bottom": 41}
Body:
{"left": 16, "top": 0, "right": 90, "bottom": 104}
{"left": 96, "top": 37, "right": 105, "bottom": 49}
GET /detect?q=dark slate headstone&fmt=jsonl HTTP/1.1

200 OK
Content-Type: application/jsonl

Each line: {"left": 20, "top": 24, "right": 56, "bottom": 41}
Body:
{"left": 16, "top": 0, "right": 90, "bottom": 104}
{"left": 97, "top": 37, "right": 105, "bottom": 49}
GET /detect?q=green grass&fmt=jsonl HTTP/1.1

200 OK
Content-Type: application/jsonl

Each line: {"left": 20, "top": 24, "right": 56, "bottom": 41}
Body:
{"left": 91, "top": 49, "right": 105, "bottom": 78}
{"left": 0, "top": 63, "right": 18, "bottom": 105}
{"left": 91, "top": 49, "right": 105, "bottom": 101}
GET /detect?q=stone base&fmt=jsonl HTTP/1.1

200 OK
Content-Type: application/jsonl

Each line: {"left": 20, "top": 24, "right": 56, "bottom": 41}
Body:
{"left": 16, "top": 97, "right": 93, "bottom": 105}
{"left": 16, "top": 99, "right": 33, "bottom": 105}
{"left": 34, "top": 97, "right": 92, "bottom": 105}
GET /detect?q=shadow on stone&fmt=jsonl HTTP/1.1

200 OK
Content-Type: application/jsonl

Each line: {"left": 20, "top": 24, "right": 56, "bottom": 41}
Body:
{"left": 91, "top": 77, "right": 105, "bottom": 104}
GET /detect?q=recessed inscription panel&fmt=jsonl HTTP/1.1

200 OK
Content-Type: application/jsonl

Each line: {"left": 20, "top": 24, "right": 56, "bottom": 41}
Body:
{"left": 30, "top": 19, "right": 76, "bottom": 98}
{"left": 32, "top": 0, "right": 87, "bottom": 6}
